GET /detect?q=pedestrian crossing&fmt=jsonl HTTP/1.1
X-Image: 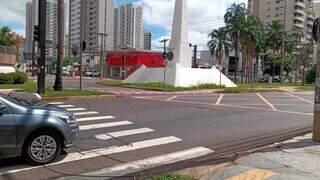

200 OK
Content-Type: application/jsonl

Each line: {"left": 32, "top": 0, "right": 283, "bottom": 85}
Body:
{"left": 0, "top": 101, "right": 214, "bottom": 178}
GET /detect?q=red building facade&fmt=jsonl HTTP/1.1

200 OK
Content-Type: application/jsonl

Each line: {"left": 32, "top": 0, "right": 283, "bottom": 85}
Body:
{"left": 107, "top": 49, "right": 164, "bottom": 79}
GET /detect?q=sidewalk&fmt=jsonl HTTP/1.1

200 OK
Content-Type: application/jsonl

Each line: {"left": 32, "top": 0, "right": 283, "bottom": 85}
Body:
{"left": 180, "top": 134, "right": 320, "bottom": 180}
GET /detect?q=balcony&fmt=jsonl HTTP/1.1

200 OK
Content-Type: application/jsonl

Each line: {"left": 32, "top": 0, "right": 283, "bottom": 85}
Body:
{"left": 294, "top": 15, "right": 305, "bottom": 23}
{"left": 295, "top": 9, "right": 306, "bottom": 16}
{"left": 307, "top": 14, "right": 315, "bottom": 20}
{"left": 294, "top": 23, "right": 304, "bottom": 29}
{"left": 307, "top": 19, "right": 314, "bottom": 27}
{"left": 295, "top": 1, "right": 306, "bottom": 9}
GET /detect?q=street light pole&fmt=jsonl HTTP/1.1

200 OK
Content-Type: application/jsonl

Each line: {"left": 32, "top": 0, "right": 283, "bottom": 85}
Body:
{"left": 79, "top": 0, "right": 84, "bottom": 90}
{"left": 98, "top": 33, "right": 108, "bottom": 79}
{"left": 159, "top": 38, "right": 169, "bottom": 85}
{"left": 280, "top": 0, "right": 287, "bottom": 85}
{"left": 37, "top": 0, "right": 47, "bottom": 94}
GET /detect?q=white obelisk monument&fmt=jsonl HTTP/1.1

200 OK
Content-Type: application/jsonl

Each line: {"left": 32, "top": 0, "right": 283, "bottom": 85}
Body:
{"left": 124, "top": 0, "right": 237, "bottom": 88}
{"left": 168, "top": 0, "right": 192, "bottom": 69}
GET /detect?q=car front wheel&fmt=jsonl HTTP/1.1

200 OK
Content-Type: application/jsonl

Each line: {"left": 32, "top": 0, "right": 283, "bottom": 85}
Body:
{"left": 23, "top": 131, "right": 62, "bottom": 165}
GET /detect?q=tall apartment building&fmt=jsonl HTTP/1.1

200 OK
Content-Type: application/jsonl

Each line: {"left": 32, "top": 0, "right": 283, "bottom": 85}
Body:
{"left": 144, "top": 30, "right": 151, "bottom": 50}
{"left": 248, "top": 0, "right": 315, "bottom": 43}
{"left": 25, "top": 0, "right": 58, "bottom": 59}
{"left": 69, "top": 0, "right": 114, "bottom": 55}
{"left": 114, "top": 4, "right": 144, "bottom": 49}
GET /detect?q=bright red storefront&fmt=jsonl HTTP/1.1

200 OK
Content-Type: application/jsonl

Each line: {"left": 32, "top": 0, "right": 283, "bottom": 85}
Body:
{"left": 107, "top": 49, "right": 164, "bottom": 79}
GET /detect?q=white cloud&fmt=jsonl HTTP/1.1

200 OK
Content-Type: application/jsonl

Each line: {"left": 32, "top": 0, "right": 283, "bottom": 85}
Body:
{"left": 0, "top": 0, "right": 26, "bottom": 23}
{"left": 141, "top": 0, "right": 246, "bottom": 50}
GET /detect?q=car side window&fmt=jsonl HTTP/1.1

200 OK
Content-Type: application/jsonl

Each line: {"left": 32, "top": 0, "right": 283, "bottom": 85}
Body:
{"left": 0, "top": 102, "right": 9, "bottom": 114}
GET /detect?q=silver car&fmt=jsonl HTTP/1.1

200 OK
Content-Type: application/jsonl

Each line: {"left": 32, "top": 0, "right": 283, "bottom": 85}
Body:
{"left": 0, "top": 94, "right": 79, "bottom": 165}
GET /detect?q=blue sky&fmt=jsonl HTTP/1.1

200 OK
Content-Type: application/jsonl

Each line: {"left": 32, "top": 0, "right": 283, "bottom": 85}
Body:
{"left": 0, "top": 0, "right": 246, "bottom": 50}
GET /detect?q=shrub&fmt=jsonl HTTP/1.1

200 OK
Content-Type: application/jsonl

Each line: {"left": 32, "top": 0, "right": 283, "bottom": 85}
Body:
{"left": 0, "top": 72, "right": 28, "bottom": 84}
{"left": 306, "top": 66, "right": 316, "bottom": 84}
{"left": 11, "top": 72, "right": 28, "bottom": 84}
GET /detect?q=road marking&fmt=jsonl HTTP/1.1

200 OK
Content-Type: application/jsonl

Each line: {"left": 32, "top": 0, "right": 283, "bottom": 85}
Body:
{"left": 166, "top": 96, "right": 178, "bottom": 101}
{"left": 77, "top": 115, "right": 115, "bottom": 122}
{"left": 256, "top": 93, "right": 277, "bottom": 111}
{"left": 95, "top": 128, "right": 155, "bottom": 140}
{"left": 228, "top": 168, "right": 275, "bottom": 180}
{"left": 68, "top": 147, "right": 214, "bottom": 179}
{"left": 66, "top": 108, "right": 87, "bottom": 111}
{"left": 58, "top": 105, "right": 74, "bottom": 108}
{"left": 215, "top": 94, "right": 224, "bottom": 105}
{"left": 284, "top": 92, "right": 314, "bottom": 104}
{"left": 0, "top": 137, "right": 182, "bottom": 175}
{"left": 133, "top": 96, "right": 313, "bottom": 116}
{"left": 48, "top": 102, "right": 64, "bottom": 105}
{"left": 80, "top": 121, "right": 133, "bottom": 131}
{"left": 74, "top": 111, "right": 99, "bottom": 116}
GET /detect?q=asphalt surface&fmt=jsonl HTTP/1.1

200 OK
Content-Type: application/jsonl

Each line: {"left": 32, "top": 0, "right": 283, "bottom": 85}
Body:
{"left": 0, "top": 77, "right": 315, "bottom": 179}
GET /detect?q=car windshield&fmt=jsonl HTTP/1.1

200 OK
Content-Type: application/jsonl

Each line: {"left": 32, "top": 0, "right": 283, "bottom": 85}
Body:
{"left": 0, "top": 93, "right": 35, "bottom": 106}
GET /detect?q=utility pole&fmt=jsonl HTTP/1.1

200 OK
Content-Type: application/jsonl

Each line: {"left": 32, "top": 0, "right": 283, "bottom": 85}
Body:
{"left": 31, "top": 40, "right": 36, "bottom": 76}
{"left": 159, "top": 38, "right": 169, "bottom": 84}
{"left": 280, "top": 0, "right": 287, "bottom": 85}
{"left": 98, "top": 33, "right": 108, "bottom": 79}
{"left": 79, "top": 0, "right": 84, "bottom": 90}
{"left": 160, "top": 38, "right": 169, "bottom": 53}
{"left": 37, "top": 0, "right": 47, "bottom": 94}
{"left": 189, "top": 44, "right": 198, "bottom": 67}
{"left": 54, "top": 0, "right": 64, "bottom": 91}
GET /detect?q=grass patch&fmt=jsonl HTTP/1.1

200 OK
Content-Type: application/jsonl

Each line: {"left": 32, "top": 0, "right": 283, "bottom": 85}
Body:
{"left": 96, "top": 80, "right": 223, "bottom": 92}
{"left": 151, "top": 173, "right": 196, "bottom": 180}
{"left": 0, "top": 81, "right": 106, "bottom": 97}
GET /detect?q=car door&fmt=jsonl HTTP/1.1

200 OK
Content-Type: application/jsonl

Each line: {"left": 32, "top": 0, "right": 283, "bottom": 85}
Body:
{"left": 0, "top": 101, "right": 16, "bottom": 158}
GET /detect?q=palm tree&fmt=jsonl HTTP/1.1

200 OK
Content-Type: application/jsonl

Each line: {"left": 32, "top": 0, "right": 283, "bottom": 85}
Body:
{"left": 208, "top": 27, "right": 231, "bottom": 86}
{"left": 208, "top": 27, "right": 230, "bottom": 66}
{"left": 266, "top": 20, "right": 283, "bottom": 82}
{"left": 239, "top": 16, "right": 261, "bottom": 83}
{"left": 224, "top": 3, "right": 247, "bottom": 83}
{"left": 53, "top": 0, "right": 64, "bottom": 91}
{"left": 292, "top": 27, "right": 304, "bottom": 84}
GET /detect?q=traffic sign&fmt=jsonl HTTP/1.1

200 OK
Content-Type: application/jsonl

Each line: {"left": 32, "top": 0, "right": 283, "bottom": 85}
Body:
{"left": 300, "top": 65, "right": 305, "bottom": 70}
{"left": 167, "top": 52, "right": 174, "bottom": 61}
{"left": 162, "top": 52, "right": 168, "bottom": 59}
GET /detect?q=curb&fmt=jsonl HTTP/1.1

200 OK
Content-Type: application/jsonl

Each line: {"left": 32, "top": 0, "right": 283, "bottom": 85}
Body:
{"left": 42, "top": 94, "right": 119, "bottom": 102}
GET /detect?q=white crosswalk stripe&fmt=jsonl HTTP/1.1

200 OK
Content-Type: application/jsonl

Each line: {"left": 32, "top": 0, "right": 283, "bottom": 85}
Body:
{"left": 0, "top": 136, "right": 182, "bottom": 175}
{"left": 67, "top": 108, "right": 87, "bottom": 111}
{"left": 58, "top": 105, "right": 74, "bottom": 108}
{"left": 65, "top": 147, "right": 214, "bottom": 179}
{"left": 80, "top": 121, "right": 133, "bottom": 131}
{"left": 48, "top": 102, "right": 64, "bottom": 105}
{"left": 95, "top": 128, "right": 155, "bottom": 140}
{"left": 74, "top": 111, "right": 99, "bottom": 116}
{"left": 77, "top": 115, "right": 115, "bottom": 122}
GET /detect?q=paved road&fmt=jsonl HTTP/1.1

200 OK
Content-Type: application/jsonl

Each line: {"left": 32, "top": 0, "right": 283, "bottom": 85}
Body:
{"left": 0, "top": 90, "right": 314, "bottom": 179}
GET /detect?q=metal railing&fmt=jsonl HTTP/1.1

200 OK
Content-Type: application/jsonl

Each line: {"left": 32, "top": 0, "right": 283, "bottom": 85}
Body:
{"left": 0, "top": 45, "right": 17, "bottom": 55}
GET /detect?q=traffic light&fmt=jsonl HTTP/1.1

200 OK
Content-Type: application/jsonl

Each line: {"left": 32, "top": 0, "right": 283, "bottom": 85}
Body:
{"left": 33, "top": 25, "right": 40, "bottom": 42}
{"left": 82, "top": 41, "right": 87, "bottom": 51}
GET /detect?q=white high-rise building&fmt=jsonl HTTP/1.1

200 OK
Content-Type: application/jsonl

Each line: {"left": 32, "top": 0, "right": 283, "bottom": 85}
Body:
{"left": 25, "top": 0, "right": 58, "bottom": 59}
{"left": 114, "top": 3, "right": 144, "bottom": 49}
{"left": 69, "top": 0, "right": 114, "bottom": 55}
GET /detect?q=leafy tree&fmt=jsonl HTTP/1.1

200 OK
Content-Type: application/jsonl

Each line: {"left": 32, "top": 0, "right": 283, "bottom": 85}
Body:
{"left": 0, "top": 26, "right": 15, "bottom": 46}
{"left": 208, "top": 27, "right": 231, "bottom": 67}
{"left": 224, "top": 3, "right": 247, "bottom": 82}
{"left": 63, "top": 58, "right": 74, "bottom": 67}
{"left": 266, "top": 20, "right": 284, "bottom": 81}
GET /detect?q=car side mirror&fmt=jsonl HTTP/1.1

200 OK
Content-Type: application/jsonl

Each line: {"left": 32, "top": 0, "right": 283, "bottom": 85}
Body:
{"left": 0, "top": 104, "right": 6, "bottom": 111}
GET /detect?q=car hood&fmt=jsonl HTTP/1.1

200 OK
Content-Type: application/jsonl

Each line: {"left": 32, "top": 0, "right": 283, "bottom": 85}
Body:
{"left": 26, "top": 103, "right": 73, "bottom": 116}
